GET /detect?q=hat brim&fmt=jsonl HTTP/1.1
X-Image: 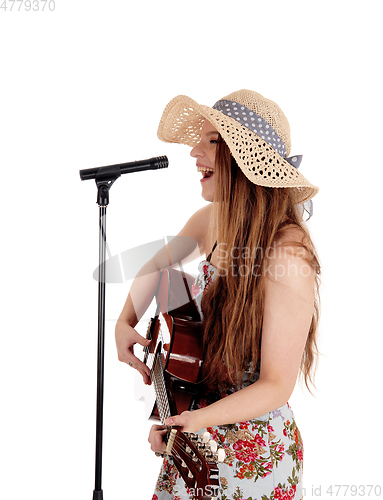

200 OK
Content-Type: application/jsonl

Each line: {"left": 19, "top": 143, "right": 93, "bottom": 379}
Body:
{"left": 158, "top": 95, "right": 319, "bottom": 204}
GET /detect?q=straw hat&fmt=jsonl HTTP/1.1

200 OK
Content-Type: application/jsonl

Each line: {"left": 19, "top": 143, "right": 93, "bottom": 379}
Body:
{"left": 158, "top": 89, "right": 318, "bottom": 205}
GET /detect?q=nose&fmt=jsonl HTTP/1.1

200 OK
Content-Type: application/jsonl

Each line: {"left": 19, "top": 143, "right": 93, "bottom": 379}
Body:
{"left": 190, "top": 141, "right": 205, "bottom": 159}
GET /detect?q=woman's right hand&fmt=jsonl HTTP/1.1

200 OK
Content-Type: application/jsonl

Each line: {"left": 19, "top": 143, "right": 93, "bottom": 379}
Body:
{"left": 115, "top": 319, "right": 151, "bottom": 385}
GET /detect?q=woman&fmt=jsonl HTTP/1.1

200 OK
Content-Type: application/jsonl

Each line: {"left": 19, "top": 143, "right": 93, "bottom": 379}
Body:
{"left": 115, "top": 90, "right": 320, "bottom": 500}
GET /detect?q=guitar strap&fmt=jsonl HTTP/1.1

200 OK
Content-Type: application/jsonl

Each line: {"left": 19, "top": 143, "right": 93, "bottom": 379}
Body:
{"left": 179, "top": 262, "right": 193, "bottom": 304}
{"left": 206, "top": 240, "right": 217, "bottom": 263}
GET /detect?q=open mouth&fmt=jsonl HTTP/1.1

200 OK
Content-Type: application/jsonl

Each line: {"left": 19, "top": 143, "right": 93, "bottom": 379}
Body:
{"left": 197, "top": 166, "right": 214, "bottom": 180}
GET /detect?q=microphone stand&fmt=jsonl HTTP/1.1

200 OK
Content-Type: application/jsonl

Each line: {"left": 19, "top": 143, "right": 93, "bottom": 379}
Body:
{"left": 79, "top": 157, "right": 168, "bottom": 500}
{"left": 93, "top": 174, "right": 118, "bottom": 500}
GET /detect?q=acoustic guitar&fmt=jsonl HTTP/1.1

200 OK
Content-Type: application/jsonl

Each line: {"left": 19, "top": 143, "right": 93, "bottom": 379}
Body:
{"left": 136, "top": 267, "right": 224, "bottom": 500}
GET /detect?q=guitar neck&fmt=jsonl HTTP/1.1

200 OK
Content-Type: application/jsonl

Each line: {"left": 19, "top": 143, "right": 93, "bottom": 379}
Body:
{"left": 141, "top": 283, "right": 222, "bottom": 499}
{"left": 151, "top": 349, "right": 171, "bottom": 424}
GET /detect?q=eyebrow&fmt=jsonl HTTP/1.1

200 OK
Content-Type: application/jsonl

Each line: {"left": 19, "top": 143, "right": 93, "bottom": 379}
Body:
{"left": 206, "top": 131, "right": 219, "bottom": 136}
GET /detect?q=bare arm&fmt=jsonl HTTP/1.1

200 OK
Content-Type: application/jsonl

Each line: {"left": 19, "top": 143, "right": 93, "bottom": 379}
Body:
{"left": 160, "top": 234, "right": 315, "bottom": 433}
{"left": 115, "top": 204, "right": 211, "bottom": 381}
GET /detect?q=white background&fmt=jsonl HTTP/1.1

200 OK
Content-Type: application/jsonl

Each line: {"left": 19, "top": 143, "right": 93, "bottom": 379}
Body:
{"left": 1, "top": 1, "right": 382, "bottom": 499}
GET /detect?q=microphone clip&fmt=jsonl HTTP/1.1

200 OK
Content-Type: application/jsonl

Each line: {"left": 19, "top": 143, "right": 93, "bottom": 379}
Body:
{"left": 95, "top": 166, "right": 121, "bottom": 207}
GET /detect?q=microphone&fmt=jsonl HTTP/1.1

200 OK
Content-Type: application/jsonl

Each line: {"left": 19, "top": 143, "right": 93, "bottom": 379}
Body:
{"left": 79, "top": 155, "right": 168, "bottom": 181}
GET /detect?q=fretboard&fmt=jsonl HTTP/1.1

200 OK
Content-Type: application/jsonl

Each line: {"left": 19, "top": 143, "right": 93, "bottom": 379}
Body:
{"left": 152, "top": 348, "right": 171, "bottom": 424}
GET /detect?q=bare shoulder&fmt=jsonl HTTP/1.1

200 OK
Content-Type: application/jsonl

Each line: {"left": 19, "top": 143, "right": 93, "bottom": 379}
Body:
{"left": 273, "top": 224, "right": 313, "bottom": 260}
{"left": 275, "top": 224, "right": 306, "bottom": 245}
{"left": 192, "top": 203, "right": 212, "bottom": 223}
{"left": 178, "top": 204, "right": 212, "bottom": 253}
{"left": 266, "top": 224, "right": 315, "bottom": 289}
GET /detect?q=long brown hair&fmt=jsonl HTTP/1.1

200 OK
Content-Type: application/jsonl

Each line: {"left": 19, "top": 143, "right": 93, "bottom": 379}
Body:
{"left": 201, "top": 137, "right": 320, "bottom": 393}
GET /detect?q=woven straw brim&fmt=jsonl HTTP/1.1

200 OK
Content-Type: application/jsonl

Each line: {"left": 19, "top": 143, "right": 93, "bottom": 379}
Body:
{"left": 158, "top": 95, "right": 319, "bottom": 204}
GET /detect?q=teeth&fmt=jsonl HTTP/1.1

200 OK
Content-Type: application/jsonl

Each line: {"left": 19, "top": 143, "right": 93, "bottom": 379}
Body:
{"left": 197, "top": 167, "right": 214, "bottom": 173}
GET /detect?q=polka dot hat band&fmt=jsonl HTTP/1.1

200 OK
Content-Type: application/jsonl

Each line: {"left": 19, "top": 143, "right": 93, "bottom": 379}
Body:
{"left": 213, "top": 99, "right": 288, "bottom": 158}
{"left": 157, "top": 89, "right": 319, "bottom": 215}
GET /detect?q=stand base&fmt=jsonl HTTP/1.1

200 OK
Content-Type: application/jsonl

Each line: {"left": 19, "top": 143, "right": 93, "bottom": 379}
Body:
{"left": 93, "top": 489, "right": 103, "bottom": 500}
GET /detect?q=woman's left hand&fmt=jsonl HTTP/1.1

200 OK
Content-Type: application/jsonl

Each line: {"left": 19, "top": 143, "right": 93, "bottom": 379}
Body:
{"left": 148, "top": 424, "right": 168, "bottom": 454}
{"left": 165, "top": 410, "right": 201, "bottom": 434}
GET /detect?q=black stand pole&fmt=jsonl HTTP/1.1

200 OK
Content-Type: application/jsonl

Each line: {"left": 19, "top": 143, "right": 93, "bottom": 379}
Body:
{"left": 93, "top": 178, "right": 118, "bottom": 500}
{"left": 79, "top": 156, "right": 168, "bottom": 500}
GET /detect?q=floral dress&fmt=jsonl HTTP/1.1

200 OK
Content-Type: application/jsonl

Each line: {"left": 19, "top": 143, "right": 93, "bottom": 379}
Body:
{"left": 152, "top": 258, "right": 304, "bottom": 500}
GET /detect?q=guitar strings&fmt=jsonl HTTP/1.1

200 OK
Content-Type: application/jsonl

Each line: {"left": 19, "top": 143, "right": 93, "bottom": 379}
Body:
{"left": 171, "top": 434, "right": 202, "bottom": 467}
{"left": 152, "top": 351, "right": 171, "bottom": 423}
{"left": 170, "top": 436, "right": 206, "bottom": 485}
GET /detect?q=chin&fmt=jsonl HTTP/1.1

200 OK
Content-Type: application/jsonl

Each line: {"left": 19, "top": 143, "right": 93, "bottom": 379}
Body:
{"left": 201, "top": 190, "right": 214, "bottom": 202}
{"left": 201, "top": 182, "right": 215, "bottom": 202}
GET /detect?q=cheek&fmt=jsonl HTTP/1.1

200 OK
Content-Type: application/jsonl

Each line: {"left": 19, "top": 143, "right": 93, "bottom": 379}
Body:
{"left": 209, "top": 150, "right": 217, "bottom": 166}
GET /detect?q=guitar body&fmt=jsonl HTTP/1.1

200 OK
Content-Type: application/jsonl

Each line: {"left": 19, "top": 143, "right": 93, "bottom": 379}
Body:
{"left": 136, "top": 267, "right": 204, "bottom": 420}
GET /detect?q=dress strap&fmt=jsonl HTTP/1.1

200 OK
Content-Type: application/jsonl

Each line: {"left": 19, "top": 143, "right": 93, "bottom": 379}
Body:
{"left": 206, "top": 240, "right": 217, "bottom": 262}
